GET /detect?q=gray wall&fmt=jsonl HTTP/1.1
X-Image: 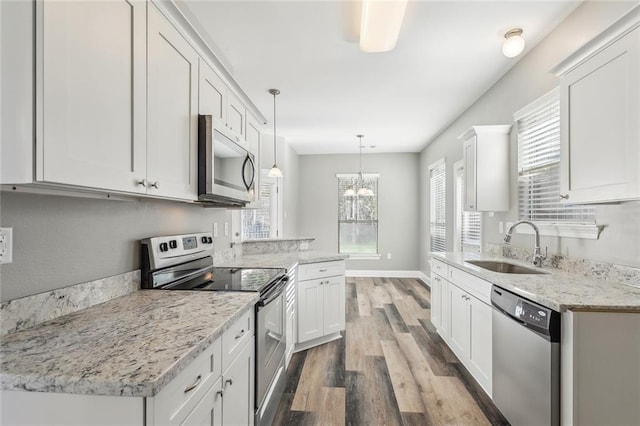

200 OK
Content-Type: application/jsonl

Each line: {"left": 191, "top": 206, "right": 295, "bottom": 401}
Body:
{"left": 298, "top": 153, "right": 420, "bottom": 271}
{"left": 419, "top": 1, "right": 640, "bottom": 275}
{"left": 0, "top": 192, "right": 233, "bottom": 301}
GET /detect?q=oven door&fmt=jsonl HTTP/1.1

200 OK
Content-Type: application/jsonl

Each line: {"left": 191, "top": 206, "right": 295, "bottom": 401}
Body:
{"left": 255, "top": 278, "right": 287, "bottom": 422}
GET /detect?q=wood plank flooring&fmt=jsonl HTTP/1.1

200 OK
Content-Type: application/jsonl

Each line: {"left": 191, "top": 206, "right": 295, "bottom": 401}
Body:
{"left": 273, "top": 277, "right": 508, "bottom": 426}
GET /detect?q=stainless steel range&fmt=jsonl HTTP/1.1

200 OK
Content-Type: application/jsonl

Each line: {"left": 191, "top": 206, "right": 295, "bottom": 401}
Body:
{"left": 140, "top": 232, "right": 287, "bottom": 426}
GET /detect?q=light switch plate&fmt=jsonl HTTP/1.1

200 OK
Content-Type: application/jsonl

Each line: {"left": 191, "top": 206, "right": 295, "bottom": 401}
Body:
{"left": 0, "top": 228, "right": 13, "bottom": 264}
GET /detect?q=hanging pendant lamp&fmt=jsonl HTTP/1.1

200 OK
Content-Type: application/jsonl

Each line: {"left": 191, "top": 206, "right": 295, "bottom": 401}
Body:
{"left": 268, "top": 89, "right": 283, "bottom": 178}
{"left": 344, "top": 135, "right": 375, "bottom": 197}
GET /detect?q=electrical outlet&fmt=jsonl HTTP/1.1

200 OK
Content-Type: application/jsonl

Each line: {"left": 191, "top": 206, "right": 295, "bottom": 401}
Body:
{"left": 387, "top": 253, "right": 392, "bottom": 260}
{"left": 213, "top": 223, "right": 218, "bottom": 238}
{"left": 0, "top": 228, "right": 13, "bottom": 264}
{"left": 224, "top": 222, "right": 229, "bottom": 237}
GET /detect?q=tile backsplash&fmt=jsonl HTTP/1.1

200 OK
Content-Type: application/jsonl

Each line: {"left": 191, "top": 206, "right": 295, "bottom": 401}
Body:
{"left": 487, "top": 243, "right": 640, "bottom": 288}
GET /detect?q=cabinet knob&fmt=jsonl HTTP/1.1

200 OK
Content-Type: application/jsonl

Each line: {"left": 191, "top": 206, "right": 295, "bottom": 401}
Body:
{"left": 469, "top": 205, "right": 474, "bottom": 209}
{"left": 559, "top": 194, "right": 569, "bottom": 200}
{"left": 217, "top": 389, "right": 224, "bottom": 398}
{"left": 225, "top": 378, "right": 233, "bottom": 387}
{"left": 137, "top": 179, "right": 148, "bottom": 187}
{"left": 150, "top": 181, "right": 159, "bottom": 189}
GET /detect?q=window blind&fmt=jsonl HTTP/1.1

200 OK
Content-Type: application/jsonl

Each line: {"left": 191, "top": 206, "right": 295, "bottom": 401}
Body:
{"left": 430, "top": 161, "right": 446, "bottom": 252}
{"left": 455, "top": 168, "right": 481, "bottom": 248}
{"left": 337, "top": 174, "right": 379, "bottom": 254}
{"left": 516, "top": 90, "right": 595, "bottom": 223}
{"left": 241, "top": 174, "right": 278, "bottom": 240}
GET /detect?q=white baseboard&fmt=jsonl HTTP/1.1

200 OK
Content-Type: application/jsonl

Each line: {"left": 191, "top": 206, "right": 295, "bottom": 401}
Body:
{"left": 346, "top": 269, "right": 430, "bottom": 284}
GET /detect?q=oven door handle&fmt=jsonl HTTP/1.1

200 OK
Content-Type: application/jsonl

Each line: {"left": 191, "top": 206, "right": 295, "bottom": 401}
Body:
{"left": 257, "top": 278, "right": 288, "bottom": 309}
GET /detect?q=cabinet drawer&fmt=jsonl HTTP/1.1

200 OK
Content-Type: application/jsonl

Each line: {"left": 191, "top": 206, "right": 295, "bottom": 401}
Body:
{"left": 152, "top": 337, "right": 222, "bottom": 426}
{"left": 431, "top": 258, "right": 448, "bottom": 278}
{"left": 448, "top": 266, "right": 492, "bottom": 305}
{"left": 298, "top": 261, "right": 345, "bottom": 281}
{"left": 222, "top": 308, "right": 254, "bottom": 372}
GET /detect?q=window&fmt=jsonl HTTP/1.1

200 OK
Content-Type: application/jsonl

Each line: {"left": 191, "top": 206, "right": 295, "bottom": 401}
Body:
{"left": 337, "top": 174, "right": 379, "bottom": 256}
{"left": 454, "top": 160, "right": 481, "bottom": 253}
{"left": 241, "top": 172, "right": 281, "bottom": 240}
{"left": 429, "top": 159, "right": 446, "bottom": 252}
{"left": 515, "top": 89, "right": 595, "bottom": 231}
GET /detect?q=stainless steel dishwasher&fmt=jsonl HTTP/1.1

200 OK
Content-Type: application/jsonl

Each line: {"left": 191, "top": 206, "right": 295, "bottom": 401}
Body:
{"left": 491, "top": 286, "right": 561, "bottom": 426}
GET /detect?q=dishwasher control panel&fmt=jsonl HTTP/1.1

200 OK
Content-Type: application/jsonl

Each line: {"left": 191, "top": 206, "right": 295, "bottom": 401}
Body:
{"left": 515, "top": 300, "right": 549, "bottom": 327}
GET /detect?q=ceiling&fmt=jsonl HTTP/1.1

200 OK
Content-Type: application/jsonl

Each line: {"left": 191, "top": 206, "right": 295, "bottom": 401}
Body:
{"left": 179, "top": 0, "right": 580, "bottom": 155}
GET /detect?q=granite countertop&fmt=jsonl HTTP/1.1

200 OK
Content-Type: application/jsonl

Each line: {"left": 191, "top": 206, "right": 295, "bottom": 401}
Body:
{"left": 432, "top": 252, "right": 640, "bottom": 312}
{"left": 0, "top": 290, "right": 258, "bottom": 397}
{"left": 218, "top": 250, "right": 349, "bottom": 271}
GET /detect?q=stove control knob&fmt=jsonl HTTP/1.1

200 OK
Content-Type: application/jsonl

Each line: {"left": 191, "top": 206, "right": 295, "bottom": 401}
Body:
{"left": 159, "top": 242, "right": 168, "bottom": 252}
{"left": 169, "top": 240, "right": 177, "bottom": 249}
{"left": 201, "top": 236, "right": 208, "bottom": 244}
{"left": 207, "top": 237, "right": 213, "bottom": 244}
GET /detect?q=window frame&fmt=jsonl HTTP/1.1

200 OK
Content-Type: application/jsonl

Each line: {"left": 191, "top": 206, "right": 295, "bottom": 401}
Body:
{"left": 429, "top": 158, "right": 447, "bottom": 253}
{"left": 514, "top": 88, "right": 600, "bottom": 240}
{"left": 453, "top": 160, "right": 482, "bottom": 253}
{"left": 239, "top": 170, "right": 283, "bottom": 241}
{"left": 337, "top": 173, "right": 380, "bottom": 260}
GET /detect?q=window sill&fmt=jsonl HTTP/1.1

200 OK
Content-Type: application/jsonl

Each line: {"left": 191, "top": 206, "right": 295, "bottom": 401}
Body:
{"left": 516, "top": 223, "right": 602, "bottom": 240}
{"left": 342, "top": 253, "right": 381, "bottom": 260}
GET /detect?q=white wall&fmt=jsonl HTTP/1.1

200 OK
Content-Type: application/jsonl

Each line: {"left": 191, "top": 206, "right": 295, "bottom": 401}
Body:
{"left": 419, "top": 1, "right": 640, "bottom": 275}
{"left": 0, "top": 192, "right": 232, "bottom": 301}
{"left": 298, "top": 153, "right": 420, "bottom": 271}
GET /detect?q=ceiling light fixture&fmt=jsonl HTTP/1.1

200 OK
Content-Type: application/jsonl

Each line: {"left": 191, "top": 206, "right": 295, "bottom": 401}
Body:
{"left": 360, "top": 0, "right": 408, "bottom": 53}
{"left": 345, "top": 135, "right": 375, "bottom": 197}
{"left": 268, "top": 89, "right": 283, "bottom": 178}
{"left": 502, "top": 28, "right": 525, "bottom": 58}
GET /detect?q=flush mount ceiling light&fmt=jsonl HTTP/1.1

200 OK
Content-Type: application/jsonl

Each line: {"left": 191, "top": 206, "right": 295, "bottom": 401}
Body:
{"left": 502, "top": 28, "right": 525, "bottom": 58}
{"left": 268, "top": 88, "right": 283, "bottom": 178}
{"left": 360, "top": 0, "right": 408, "bottom": 53}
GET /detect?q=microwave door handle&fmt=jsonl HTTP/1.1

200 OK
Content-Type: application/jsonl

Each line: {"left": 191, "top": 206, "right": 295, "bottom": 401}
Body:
{"left": 242, "top": 154, "right": 255, "bottom": 191}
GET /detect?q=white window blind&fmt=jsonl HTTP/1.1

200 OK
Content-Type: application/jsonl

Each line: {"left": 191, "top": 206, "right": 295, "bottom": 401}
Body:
{"left": 455, "top": 166, "right": 481, "bottom": 251}
{"left": 337, "top": 174, "right": 379, "bottom": 255}
{"left": 429, "top": 160, "right": 446, "bottom": 252}
{"left": 516, "top": 89, "right": 595, "bottom": 223}
{"left": 241, "top": 173, "right": 280, "bottom": 240}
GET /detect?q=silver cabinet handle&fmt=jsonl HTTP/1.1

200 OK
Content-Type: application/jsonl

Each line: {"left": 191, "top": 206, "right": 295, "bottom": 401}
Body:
{"left": 137, "top": 179, "right": 148, "bottom": 187}
{"left": 319, "top": 269, "right": 328, "bottom": 272}
{"left": 434, "top": 277, "right": 440, "bottom": 282}
{"left": 559, "top": 194, "right": 569, "bottom": 200}
{"left": 234, "top": 329, "right": 245, "bottom": 339}
{"left": 216, "top": 389, "right": 224, "bottom": 398}
{"left": 225, "top": 378, "right": 233, "bottom": 387}
{"left": 184, "top": 374, "right": 202, "bottom": 393}
{"left": 150, "top": 181, "right": 159, "bottom": 189}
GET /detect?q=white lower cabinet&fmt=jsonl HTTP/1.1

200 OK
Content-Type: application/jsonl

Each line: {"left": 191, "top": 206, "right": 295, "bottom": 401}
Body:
{"left": 296, "top": 261, "right": 345, "bottom": 348}
{"left": 431, "top": 259, "right": 492, "bottom": 397}
{"left": 285, "top": 267, "right": 298, "bottom": 367}
{"left": 220, "top": 339, "right": 254, "bottom": 426}
{"left": 181, "top": 377, "right": 223, "bottom": 426}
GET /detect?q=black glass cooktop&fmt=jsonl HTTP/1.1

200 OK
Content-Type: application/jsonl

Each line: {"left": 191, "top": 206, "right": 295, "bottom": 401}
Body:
{"left": 167, "top": 266, "right": 285, "bottom": 293}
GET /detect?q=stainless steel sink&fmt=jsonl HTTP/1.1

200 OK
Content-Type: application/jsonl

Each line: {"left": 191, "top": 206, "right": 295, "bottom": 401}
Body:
{"left": 466, "top": 260, "right": 548, "bottom": 275}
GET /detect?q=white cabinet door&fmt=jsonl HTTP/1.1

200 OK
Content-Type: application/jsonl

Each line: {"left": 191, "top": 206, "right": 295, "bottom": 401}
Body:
{"left": 181, "top": 377, "right": 223, "bottom": 426}
{"left": 147, "top": 4, "right": 198, "bottom": 200}
{"left": 559, "top": 26, "right": 640, "bottom": 203}
{"left": 448, "top": 284, "right": 469, "bottom": 360}
{"left": 468, "top": 296, "right": 492, "bottom": 396}
{"left": 297, "top": 278, "right": 324, "bottom": 343}
{"left": 440, "top": 278, "right": 450, "bottom": 343}
{"left": 323, "top": 275, "right": 345, "bottom": 335}
{"left": 430, "top": 274, "right": 442, "bottom": 330}
{"left": 38, "top": 0, "right": 147, "bottom": 193}
{"left": 226, "top": 91, "right": 246, "bottom": 143}
{"left": 198, "top": 59, "right": 226, "bottom": 124}
{"left": 222, "top": 339, "right": 254, "bottom": 426}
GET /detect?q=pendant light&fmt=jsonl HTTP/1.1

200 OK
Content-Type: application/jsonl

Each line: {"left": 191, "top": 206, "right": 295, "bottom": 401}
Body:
{"left": 344, "top": 135, "right": 375, "bottom": 197}
{"left": 268, "top": 88, "right": 283, "bottom": 178}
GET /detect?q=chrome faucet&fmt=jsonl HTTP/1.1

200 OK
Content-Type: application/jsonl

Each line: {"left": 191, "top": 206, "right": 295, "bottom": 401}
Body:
{"left": 503, "top": 220, "right": 547, "bottom": 267}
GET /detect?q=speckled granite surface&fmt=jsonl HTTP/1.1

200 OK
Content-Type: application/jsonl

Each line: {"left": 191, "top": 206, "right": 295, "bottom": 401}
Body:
{"left": 241, "top": 238, "right": 315, "bottom": 255}
{"left": 217, "top": 251, "right": 348, "bottom": 271}
{"left": 432, "top": 252, "right": 640, "bottom": 312}
{"left": 0, "top": 270, "right": 140, "bottom": 336}
{"left": 0, "top": 290, "right": 258, "bottom": 397}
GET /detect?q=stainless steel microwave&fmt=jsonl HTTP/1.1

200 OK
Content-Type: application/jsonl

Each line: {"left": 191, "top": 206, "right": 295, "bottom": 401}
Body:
{"left": 198, "top": 115, "right": 255, "bottom": 206}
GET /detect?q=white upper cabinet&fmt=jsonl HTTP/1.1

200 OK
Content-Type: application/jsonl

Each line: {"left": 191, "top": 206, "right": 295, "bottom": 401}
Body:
{"left": 36, "top": 0, "right": 147, "bottom": 193}
{"left": 147, "top": 4, "right": 199, "bottom": 200}
{"left": 553, "top": 6, "right": 640, "bottom": 204}
{"left": 199, "top": 59, "right": 227, "bottom": 124}
{"left": 459, "top": 125, "right": 511, "bottom": 211}
{"left": 226, "top": 92, "right": 246, "bottom": 144}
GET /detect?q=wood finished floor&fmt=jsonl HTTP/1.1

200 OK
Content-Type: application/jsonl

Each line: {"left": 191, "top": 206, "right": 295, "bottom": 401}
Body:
{"left": 273, "top": 277, "right": 509, "bottom": 426}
